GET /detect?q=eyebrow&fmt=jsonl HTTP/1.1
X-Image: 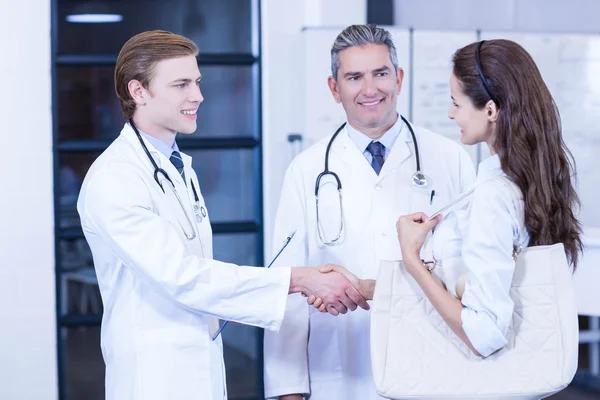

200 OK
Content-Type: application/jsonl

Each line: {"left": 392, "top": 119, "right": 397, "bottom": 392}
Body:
{"left": 343, "top": 66, "right": 391, "bottom": 78}
{"left": 343, "top": 71, "right": 363, "bottom": 79}
{"left": 372, "top": 66, "right": 391, "bottom": 74}
{"left": 170, "top": 76, "right": 202, "bottom": 84}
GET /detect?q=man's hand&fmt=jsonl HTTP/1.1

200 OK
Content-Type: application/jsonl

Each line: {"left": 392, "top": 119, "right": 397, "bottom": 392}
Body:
{"left": 306, "top": 265, "right": 375, "bottom": 312}
{"left": 289, "top": 265, "right": 369, "bottom": 316}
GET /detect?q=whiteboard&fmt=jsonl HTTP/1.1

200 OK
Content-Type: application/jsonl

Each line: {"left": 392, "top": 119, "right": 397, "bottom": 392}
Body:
{"left": 481, "top": 31, "right": 600, "bottom": 233}
{"left": 411, "top": 30, "right": 480, "bottom": 165}
{"left": 301, "top": 27, "right": 411, "bottom": 147}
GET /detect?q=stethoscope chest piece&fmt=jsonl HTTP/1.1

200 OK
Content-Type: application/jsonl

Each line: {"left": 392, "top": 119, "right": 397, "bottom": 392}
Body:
{"left": 194, "top": 205, "right": 207, "bottom": 223}
{"left": 412, "top": 171, "right": 428, "bottom": 189}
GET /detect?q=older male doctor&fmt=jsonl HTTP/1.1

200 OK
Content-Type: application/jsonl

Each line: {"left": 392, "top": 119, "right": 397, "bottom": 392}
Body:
{"left": 77, "top": 30, "right": 369, "bottom": 400}
{"left": 263, "top": 24, "right": 476, "bottom": 400}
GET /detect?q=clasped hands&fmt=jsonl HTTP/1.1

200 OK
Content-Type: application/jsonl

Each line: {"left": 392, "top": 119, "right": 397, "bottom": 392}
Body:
{"left": 300, "top": 264, "right": 375, "bottom": 316}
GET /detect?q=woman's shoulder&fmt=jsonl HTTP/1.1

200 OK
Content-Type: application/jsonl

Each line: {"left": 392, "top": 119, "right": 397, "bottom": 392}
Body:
{"left": 472, "top": 176, "right": 519, "bottom": 214}
{"left": 470, "top": 175, "right": 526, "bottom": 244}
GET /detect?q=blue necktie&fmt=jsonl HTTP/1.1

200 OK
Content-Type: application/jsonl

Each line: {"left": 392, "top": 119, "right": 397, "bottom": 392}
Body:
{"left": 366, "top": 141, "right": 385, "bottom": 175}
{"left": 169, "top": 151, "right": 186, "bottom": 185}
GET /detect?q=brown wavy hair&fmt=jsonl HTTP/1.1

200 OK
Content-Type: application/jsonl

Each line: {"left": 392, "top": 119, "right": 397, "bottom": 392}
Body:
{"left": 452, "top": 39, "right": 583, "bottom": 268}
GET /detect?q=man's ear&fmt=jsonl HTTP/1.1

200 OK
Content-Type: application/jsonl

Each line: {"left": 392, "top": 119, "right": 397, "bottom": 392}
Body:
{"left": 396, "top": 67, "right": 404, "bottom": 94}
{"left": 128, "top": 79, "right": 147, "bottom": 106}
{"left": 328, "top": 75, "right": 342, "bottom": 103}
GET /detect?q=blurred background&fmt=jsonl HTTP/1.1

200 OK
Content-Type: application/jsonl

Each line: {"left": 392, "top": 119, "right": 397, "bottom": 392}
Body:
{"left": 1, "top": 0, "right": 600, "bottom": 399}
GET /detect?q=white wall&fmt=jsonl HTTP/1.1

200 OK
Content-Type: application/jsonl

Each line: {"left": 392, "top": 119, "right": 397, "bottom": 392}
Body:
{"left": 0, "top": 1, "right": 57, "bottom": 399}
{"left": 261, "top": 0, "right": 366, "bottom": 259}
{"left": 394, "top": 0, "right": 600, "bottom": 33}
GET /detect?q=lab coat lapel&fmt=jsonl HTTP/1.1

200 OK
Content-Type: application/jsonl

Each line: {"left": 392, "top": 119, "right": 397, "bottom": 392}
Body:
{"left": 121, "top": 124, "right": 200, "bottom": 251}
{"left": 376, "top": 125, "right": 412, "bottom": 182}
{"left": 330, "top": 127, "right": 374, "bottom": 172}
{"left": 121, "top": 124, "right": 187, "bottom": 187}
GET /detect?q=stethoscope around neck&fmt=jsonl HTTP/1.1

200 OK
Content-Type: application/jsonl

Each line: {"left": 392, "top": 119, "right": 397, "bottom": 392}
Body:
{"left": 129, "top": 119, "right": 205, "bottom": 241}
{"left": 315, "top": 115, "right": 428, "bottom": 246}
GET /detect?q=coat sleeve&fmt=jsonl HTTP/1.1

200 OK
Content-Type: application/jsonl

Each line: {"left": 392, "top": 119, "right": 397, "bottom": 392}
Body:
{"left": 78, "top": 166, "right": 291, "bottom": 331}
{"left": 263, "top": 161, "right": 312, "bottom": 399}
{"left": 460, "top": 181, "right": 518, "bottom": 357}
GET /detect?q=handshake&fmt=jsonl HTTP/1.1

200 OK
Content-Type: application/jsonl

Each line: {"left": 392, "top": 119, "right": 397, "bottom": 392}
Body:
{"left": 289, "top": 265, "right": 376, "bottom": 316}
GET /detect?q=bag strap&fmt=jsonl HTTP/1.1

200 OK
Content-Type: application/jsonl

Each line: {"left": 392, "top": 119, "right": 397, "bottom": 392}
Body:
{"left": 497, "top": 176, "right": 527, "bottom": 259}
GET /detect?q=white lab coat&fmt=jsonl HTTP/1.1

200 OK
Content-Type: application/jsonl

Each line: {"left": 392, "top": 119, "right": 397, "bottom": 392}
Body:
{"left": 77, "top": 123, "right": 291, "bottom": 400}
{"left": 263, "top": 123, "right": 476, "bottom": 400}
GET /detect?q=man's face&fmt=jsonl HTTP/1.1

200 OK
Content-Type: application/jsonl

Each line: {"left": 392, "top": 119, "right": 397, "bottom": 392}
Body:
{"left": 328, "top": 44, "right": 403, "bottom": 135}
{"left": 141, "top": 55, "right": 203, "bottom": 135}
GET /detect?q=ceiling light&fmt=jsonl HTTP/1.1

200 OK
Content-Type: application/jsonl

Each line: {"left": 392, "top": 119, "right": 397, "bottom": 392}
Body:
{"left": 66, "top": 13, "right": 123, "bottom": 23}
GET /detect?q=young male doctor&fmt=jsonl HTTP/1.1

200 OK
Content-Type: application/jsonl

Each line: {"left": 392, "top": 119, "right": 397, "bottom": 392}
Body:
{"left": 76, "top": 30, "right": 369, "bottom": 400}
{"left": 263, "top": 24, "right": 476, "bottom": 400}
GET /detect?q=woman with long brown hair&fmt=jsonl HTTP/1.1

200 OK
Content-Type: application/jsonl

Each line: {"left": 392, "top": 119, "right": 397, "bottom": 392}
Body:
{"left": 393, "top": 39, "right": 583, "bottom": 357}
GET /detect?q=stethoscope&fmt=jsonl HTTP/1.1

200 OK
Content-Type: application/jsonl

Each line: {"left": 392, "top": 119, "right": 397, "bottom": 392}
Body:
{"left": 315, "top": 115, "right": 428, "bottom": 246}
{"left": 130, "top": 120, "right": 206, "bottom": 241}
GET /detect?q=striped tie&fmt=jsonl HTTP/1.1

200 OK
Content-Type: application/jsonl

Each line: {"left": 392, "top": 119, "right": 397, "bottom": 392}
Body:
{"left": 169, "top": 151, "right": 186, "bottom": 185}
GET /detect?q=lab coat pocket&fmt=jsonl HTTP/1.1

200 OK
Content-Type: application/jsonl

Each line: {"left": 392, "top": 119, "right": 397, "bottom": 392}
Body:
{"left": 307, "top": 311, "right": 343, "bottom": 381}
{"left": 409, "top": 187, "right": 439, "bottom": 217}
{"left": 137, "top": 329, "right": 210, "bottom": 400}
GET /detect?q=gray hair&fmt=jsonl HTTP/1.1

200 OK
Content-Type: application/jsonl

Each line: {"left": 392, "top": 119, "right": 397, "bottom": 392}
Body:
{"left": 330, "top": 24, "right": 399, "bottom": 80}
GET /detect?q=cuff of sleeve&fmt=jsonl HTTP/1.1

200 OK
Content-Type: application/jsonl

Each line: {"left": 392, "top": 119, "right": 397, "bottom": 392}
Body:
{"left": 265, "top": 384, "right": 310, "bottom": 399}
{"left": 461, "top": 306, "right": 508, "bottom": 357}
{"left": 263, "top": 267, "right": 292, "bottom": 332}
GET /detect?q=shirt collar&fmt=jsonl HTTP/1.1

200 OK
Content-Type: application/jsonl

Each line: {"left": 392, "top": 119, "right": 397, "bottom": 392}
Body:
{"left": 133, "top": 124, "right": 179, "bottom": 159}
{"left": 476, "top": 154, "right": 503, "bottom": 183}
{"left": 346, "top": 114, "right": 404, "bottom": 153}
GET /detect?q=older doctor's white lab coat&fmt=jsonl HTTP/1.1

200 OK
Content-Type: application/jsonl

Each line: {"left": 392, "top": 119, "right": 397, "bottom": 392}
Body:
{"left": 77, "top": 123, "right": 291, "bottom": 400}
{"left": 263, "top": 122, "right": 476, "bottom": 400}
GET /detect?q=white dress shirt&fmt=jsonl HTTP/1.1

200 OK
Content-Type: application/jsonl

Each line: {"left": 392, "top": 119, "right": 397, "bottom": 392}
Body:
{"left": 432, "top": 154, "right": 530, "bottom": 357}
{"left": 345, "top": 115, "right": 403, "bottom": 164}
{"left": 137, "top": 126, "right": 180, "bottom": 158}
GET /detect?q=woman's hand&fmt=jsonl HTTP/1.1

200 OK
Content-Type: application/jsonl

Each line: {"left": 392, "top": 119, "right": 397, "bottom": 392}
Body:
{"left": 396, "top": 212, "right": 442, "bottom": 262}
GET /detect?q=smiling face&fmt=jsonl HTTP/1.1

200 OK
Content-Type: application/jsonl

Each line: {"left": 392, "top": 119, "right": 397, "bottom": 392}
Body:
{"left": 129, "top": 55, "right": 203, "bottom": 140}
{"left": 448, "top": 73, "right": 495, "bottom": 148}
{"left": 328, "top": 44, "right": 404, "bottom": 139}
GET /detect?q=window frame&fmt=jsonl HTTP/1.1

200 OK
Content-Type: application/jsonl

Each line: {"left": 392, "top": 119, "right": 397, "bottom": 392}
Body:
{"left": 51, "top": 0, "right": 265, "bottom": 398}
